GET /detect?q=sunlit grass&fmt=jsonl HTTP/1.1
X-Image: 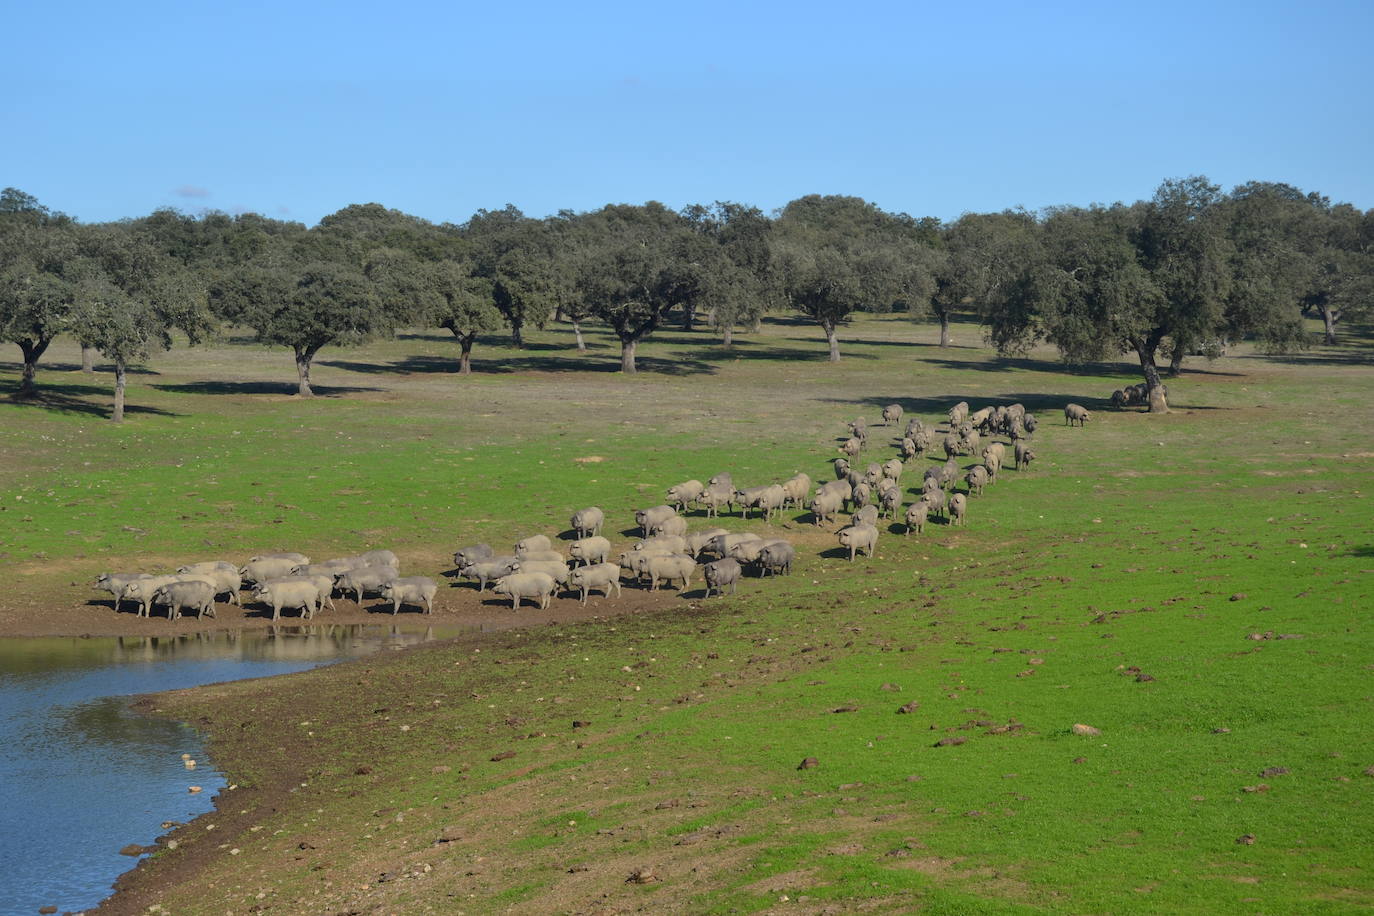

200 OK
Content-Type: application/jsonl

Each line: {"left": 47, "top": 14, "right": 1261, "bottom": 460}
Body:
{"left": 4, "top": 313, "right": 1373, "bottom": 912}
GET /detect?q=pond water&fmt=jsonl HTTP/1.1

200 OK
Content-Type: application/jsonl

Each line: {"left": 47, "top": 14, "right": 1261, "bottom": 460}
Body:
{"left": 0, "top": 623, "right": 472, "bottom": 915}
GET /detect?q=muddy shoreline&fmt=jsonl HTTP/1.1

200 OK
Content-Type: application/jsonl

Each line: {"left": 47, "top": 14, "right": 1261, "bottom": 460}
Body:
{"left": 94, "top": 620, "right": 553, "bottom": 915}
{"left": 5, "top": 586, "right": 693, "bottom": 913}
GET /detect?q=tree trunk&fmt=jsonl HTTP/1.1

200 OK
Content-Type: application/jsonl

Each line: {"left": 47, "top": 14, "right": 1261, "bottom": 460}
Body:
{"left": 1321, "top": 305, "right": 1339, "bottom": 345}
{"left": 1134, "top": 341, "right": 1170, "bottom": 413}
{"left": 1167, "top": 347, "right": 1184, "bottom": 377}
{"left": 554, "top": 304, "right": 565, "bottom": 323}
{"left": 112, "top": 360, "right": 127, "bottom": 422}
{"left": 751, "top": 315, "right": 762, "bottom": 333}
{"left": 938, "top": 312, "right": 951, "bottom": 348}
{"left": 81, "top": 344, "right": 95, "bottom": 373}
{"left": 620, "top": 337, "right": 637, "bottom": 374}
{"left": 681, "top": 303, "right": 696, "bottom": 331}
{"left": 572, "top": 320, "right": 586, "bottom": 352}
{"left": 823, "top": 321, "right": 840, "bottom": 362}
{"left": 15, "top": 340, "right": 47, "bottom": 398}
{"left": 295, "top": 348, "right": 315, "bottom": 397}
{"left": 458, "top": 334, "right": 474, "bottom": 375}
{"left": 18, "top": 359, "right": 38, "bottom": 398}
{"left": 721, "top": 325, "right": 734, "bottom": 349}
{"left": 510, "top": 317, "right": 525, "bottom": 349}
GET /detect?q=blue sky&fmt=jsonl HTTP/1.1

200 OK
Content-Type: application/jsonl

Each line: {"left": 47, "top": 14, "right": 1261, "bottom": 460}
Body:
{"left": 6, "top": 0, "right": 1371, "bottom": 226}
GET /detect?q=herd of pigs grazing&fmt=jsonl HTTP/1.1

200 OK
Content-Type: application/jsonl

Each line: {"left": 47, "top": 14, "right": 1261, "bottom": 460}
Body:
{"left": 449, "top": 488, "right": 800, "bottom": 612}
{"left": 93, "top": 549, "right": 436, "bottom": 621}
{"left": 94, "top": 398, "right": 1085, "bottom": 620}
{"left": 824, "top": 399, "right": 1069, "bottom": 560}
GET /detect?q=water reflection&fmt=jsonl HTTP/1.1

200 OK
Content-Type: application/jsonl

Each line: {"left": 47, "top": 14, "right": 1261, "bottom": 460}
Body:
{"left": 0, "top": 623, "right": 471, "bottom": 915}
{"left": 0, "top": 622, "right": 472, "bottom": 681}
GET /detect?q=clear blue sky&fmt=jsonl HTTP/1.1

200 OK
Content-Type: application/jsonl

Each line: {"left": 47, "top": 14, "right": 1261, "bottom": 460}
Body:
{"left": 6, "top": 0, "right": 1371, "bottom": 226}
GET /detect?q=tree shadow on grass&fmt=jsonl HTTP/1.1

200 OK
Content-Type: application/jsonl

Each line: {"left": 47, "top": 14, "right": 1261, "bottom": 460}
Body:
{"left": 693, "top": 342, "right": 876, "bottom": 364}
{"left": 396, "top": 331, "right": 453, "bottom": 342}
{"left": 858, "top": 338, "right": 983, "bottom": 350}
{"left": 822, "top": 390, "right": 1226, "bottom": 417}
{"left": 321, "top": 351, "right": 719, "bottom": 377}
{"left": 0, "top": 360, "right": 160, "bottom": 377}
{"left": 919, "top": 354, "right": 1133, "bottom": 377}
{"left": 3, "top": 385, "right": 178, "bottom": 418}
{"left": 1240, "top": 346, "right": 1374, "bottom": 368}
{"left": 150, "top": 380, "right": 384, "bottom": 396}
{"left": 819, "top": 393, "right": 1116, "bottom": 418}
{"left": 1343, "top": 545, "right": 1374, "bottom": 559}
{"left": 922, "top": 352, "right": 1247, "bottom": 379}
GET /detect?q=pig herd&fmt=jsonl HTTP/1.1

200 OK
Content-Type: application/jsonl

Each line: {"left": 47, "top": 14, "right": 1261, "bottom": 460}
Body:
{"left": 95, "top": 400, "right": 1081, "bottom": 620}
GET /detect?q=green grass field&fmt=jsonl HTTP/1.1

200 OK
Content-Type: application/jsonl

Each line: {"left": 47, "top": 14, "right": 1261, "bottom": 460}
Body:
{"left": 4, "top": 314, "right": 1373, "bottom": 914}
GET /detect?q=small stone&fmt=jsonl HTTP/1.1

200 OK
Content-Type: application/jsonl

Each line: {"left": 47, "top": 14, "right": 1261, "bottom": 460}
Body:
{"left": 229, "top": 847, "right": 241, "bottom": 855}
{"left": 567, "top": 864, "right": 590, "bottom": 873}
{"left": 654, "top": 799, "right": 679, "bottom": 810}
{"left": 490, "top": 750, "right": 517, "bottom": 762}
{"left": 184, "top": 759, "right": 196, "bottom": 769}
{"left": 1229, "top": 593, "right": 1246, "bottom": 602}
{"left": 626, "top": 866, "right": 659, "bottom": 884}
{"left": 797, "top": 757, "right": 820, "bottom": 770}
{"left": 1135, "top": 673, "right": 1156, "bottom": 682}
{"left": 432, "top": 765, "right": 451, "bottom": 774}
{"left": 436, "top": 826, "right": 463, "bottom": 844}
{"left": 1259, "top": 766, "right": 1289, "bottom": 778}
{"left": 1212, "top": 728, "right": 1231, "bottom": 734}
{"left": 896, "top": 701, "right": 920, "bottom": 714}
{"left": 572, "top": 720, "right": 591, "bottom": 728}
{"left": 1236, "top": 834, "right": 1256, "bottom": 845}
{"left": 1072, "top": 757, "right": 1088, "bottom": 764}
{"left": 1071, "top": 724, "right": 1101, "bottom": 737}
{"left": 39, "top": 906, "right": 58, "bottom": 914}
{"left": 187, "top": 785, "right": 202, "bottom": 793}
{"left": 1241, "top": 784, "right": 1270, "bottom": 793}
{"left": 831, "top": 705, "right": 860, "bottom": 713}
{"left": 934, "top": 736, "right": 967, "bottom": 747}
{"left": 354, "top": 765, "right": 373, "bottom": 776}
{"left": 119, "top": 844, "right": 145, "bottom": 856}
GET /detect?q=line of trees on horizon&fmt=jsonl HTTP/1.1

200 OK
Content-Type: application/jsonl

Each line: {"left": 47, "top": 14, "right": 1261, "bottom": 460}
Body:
{"left": 1, "top": 179, "right": 1370, "bottom": 420}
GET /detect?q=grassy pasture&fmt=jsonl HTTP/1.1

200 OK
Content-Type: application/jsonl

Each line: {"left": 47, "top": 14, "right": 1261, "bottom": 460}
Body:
{"left": 3, "top": 315, "right": 1374, "bottom": 914}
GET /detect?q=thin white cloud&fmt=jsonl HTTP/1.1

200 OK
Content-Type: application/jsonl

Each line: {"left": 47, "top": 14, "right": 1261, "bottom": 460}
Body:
{"left": 174, "top": 185, "right": 211, "bottom": 199}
